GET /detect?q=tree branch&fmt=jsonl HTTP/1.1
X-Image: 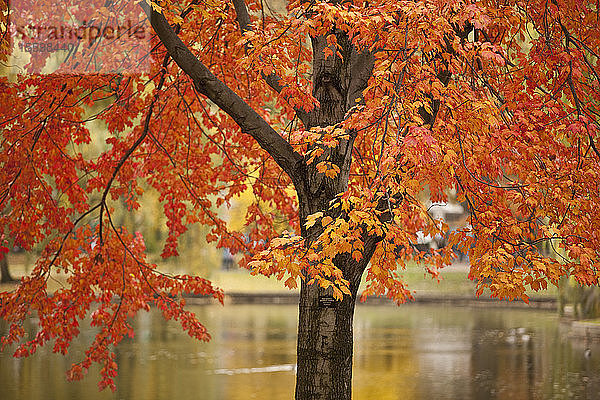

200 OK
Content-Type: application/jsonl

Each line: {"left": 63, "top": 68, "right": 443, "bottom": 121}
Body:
{"left": 230, "top": 0, "right": 309, "bottom": 125}
{"left": 232, "top": 0, "right": 251, "bottom": 33}
{"left": 141, "top": 1, "right": 304, "bottom": 181}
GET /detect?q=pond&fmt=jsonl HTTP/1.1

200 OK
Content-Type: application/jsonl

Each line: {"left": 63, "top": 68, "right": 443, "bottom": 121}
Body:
{"left": 1, "top": 304, "right": 599, "bottom": 399}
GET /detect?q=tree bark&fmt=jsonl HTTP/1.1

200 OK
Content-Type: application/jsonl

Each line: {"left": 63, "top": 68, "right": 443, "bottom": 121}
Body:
{"left": 295, "top": 274, "right": 357, "bottom": 399}
{"left": 295, "top": 243, "right": 376, "bottom": 399}
{"left": 293, "top": 28, "right": 375, "bottom": 399}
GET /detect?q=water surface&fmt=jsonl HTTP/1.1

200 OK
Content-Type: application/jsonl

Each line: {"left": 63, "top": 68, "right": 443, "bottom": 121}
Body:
{"left": 1, "top": 304, "right": 599, "bottom": 399}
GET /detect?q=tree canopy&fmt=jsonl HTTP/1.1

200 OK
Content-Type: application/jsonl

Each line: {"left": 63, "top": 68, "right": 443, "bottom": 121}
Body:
{"left": 1, "top": 0, "right": 599, "bottom": 396}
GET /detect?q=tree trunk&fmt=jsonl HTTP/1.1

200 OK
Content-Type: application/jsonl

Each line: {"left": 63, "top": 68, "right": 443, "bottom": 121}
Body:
{"left": 291, "top": 26, "right": 376, "bottom": 399}
{"left": 146, "top": 5, "right": 377, "bottom": 397}
{"left": 295, "top": 266, "right": 360, "bottom": 400}
{"left": 0, "top": 254, "right": 15, "bottom": 283}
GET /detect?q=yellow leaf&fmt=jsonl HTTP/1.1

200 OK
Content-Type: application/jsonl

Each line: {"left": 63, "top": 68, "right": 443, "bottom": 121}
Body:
{"left": 305, "top": 212, "right": 323, "bottom": 229}
{"left": 332, "top": 287, "right": 343, "bottom": 300}
{"left": 349, "top": 211, "right": 361, "bottom": 224}
{"left": 316, "top": 161, "right": 328, "bottom": 173}
{"left": 324, "top": 164, "right": 340, "bottom": 179}
{"left": 149, "top": 1, "right": 163, "bottom": 12}
{"left": 321, "top": 216, "right": 333, "bottom": 226}
{"left": 340, "top": 285, "right": 351, "bottom": 295}
{"left": 316, "top": 161, "right": 341, "bottom": 179}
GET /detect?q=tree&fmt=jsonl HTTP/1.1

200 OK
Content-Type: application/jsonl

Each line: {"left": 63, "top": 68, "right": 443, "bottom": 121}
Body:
{"left": 1, "top": 0, "right": 599, "bottom": 398}
{"left": 0, "top": 233, "right": 14, "bottom": 283}
{"left": 0, "top": 248, "right": 14, "bottom": 283}
{"left": 559, "top": 276, "right": 600, "bottom": 319}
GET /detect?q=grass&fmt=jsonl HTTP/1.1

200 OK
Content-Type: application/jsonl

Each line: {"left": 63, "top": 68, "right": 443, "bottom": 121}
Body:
{"left": 208, "top": 263, "right": 476, "bottom": 296}
{"left": 397, "top": 264, "right": 474, "bottom": 297}
{"left": 1, "top": 253, "right": 558, "bottom": 300}
{"left": 210, "top": 261, "right": 558, "bottom": 300}
{"left": 209, "top": 269, "right": 297, "bottom": 293}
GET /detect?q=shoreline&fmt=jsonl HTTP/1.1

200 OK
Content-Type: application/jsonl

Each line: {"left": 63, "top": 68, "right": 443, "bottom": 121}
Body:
{"left": 184, "top": 291, "right": 558, "bottom": 309}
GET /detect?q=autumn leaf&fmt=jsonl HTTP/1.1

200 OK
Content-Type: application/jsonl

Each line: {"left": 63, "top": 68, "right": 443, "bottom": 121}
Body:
{"left": 2, "top": 0, "right": 600, "bottom": 396}
{"left": 321, "top": 215, "right": 333, "bottom": 226}
{"left": 305, "top": 212, "right": 323, "bottom": 229}
{"left": 316, "top": 161, "right": 340, "bottom": 179}
{"left": 284, "top": 277, "right": 298, "bottom": 289}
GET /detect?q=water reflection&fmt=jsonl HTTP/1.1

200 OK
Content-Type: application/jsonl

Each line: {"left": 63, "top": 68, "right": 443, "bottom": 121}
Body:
{"left": 1, "top": 304, "right": 599, "bottom": 399}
